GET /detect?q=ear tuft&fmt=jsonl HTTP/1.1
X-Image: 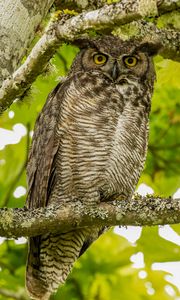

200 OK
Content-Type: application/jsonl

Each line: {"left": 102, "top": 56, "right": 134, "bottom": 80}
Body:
{"left": 139, "top": 41, "right": 162, "bottom": 56}
{"left": 72, "top": 38, "right": 94, "bottom": 49}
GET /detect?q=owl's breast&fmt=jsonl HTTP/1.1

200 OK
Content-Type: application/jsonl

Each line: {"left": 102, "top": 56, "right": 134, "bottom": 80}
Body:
{"left": 55, "top": 73, "right": 149, "bottom": 201}
{"left": 102, "top": 100, "right": 149, "bottom": 199}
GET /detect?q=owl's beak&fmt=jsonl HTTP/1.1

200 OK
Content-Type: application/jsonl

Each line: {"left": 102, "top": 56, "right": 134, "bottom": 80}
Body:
{"left": 111, "top": 61, "right": 120, "bottom": 81}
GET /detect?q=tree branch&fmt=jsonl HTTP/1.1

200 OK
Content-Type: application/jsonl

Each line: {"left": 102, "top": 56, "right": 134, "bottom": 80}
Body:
{"left": 0, "top": 0, "right": 179, "bottom": 113}
{"left": 0, "top": 288, "right": 28, "bottom": 300}
{"left": 56, "top": 0, "right": 158, "bottom": 39}
{"left": 55, "top": 0, "right": 180, "bottom": 13}
{"left": 0, "top": 196, "right": 180, "bottom": 238}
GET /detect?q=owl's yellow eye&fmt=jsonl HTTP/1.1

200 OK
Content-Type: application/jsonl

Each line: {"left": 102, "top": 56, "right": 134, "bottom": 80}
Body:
{"left": 124, "top": 56, "right": 138, "bottom": 67}
{"left": 93, "top": 53, "right": 107, "bottom": 65}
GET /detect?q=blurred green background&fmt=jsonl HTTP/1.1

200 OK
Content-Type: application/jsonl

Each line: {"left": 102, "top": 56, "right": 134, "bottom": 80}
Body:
{"left": 0, "top": 42, "right": 179, "bottom": 299}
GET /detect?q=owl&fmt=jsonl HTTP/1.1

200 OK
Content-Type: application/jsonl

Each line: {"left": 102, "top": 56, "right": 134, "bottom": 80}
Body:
{"left": 26, "top": 35, "right": 160, "bottom": 299}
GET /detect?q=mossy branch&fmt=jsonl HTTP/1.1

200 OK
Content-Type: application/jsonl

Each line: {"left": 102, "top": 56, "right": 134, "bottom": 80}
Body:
{"left": 0, "top": 0, "right": 179, "bottom": 113}
{"left": 0, "top": 196, "right": 180, "bottom": 238}
{"left": 56, "top": 0, "right": 180, "bottom": 13}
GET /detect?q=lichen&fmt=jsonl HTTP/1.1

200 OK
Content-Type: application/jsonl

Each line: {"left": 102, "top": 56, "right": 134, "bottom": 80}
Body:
{"left": 21, "top": 218, "right": 36, "bottom": 229}
{"left": 157, "top": 11, "right": 180, "bottom": 30}
{"left": 116, "top": 213, "right": 123, "bottom": 221}
{"left": 113, "top": 22, "right": 140, "bottom": 40}
{"left": 1, "top": 209, "right": 13, "bottom": 230}
{"left": 139, "top": 0, "right": 157, "bottom": 17}
{"left": 84, "top": 206, "right": 108, "bottom": 220}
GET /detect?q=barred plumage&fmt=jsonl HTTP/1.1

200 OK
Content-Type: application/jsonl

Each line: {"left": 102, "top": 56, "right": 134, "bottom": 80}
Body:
{"left": 26, "top": 35, "right": 159, "bottom": 299}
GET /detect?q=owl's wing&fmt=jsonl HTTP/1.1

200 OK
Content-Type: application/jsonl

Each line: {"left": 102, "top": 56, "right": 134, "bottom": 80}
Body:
{"left": 26, "top": 83, "right": 62, "bottom": 209}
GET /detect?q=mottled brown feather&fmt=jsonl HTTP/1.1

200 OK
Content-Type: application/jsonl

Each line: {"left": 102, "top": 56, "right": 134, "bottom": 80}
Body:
{"left": 26, "top": 83, "right": 61, "bottom": 209}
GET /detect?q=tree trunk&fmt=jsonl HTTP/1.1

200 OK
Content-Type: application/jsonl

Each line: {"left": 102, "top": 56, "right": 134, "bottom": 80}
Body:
{"left": 0, "top": 0, "right": 54, "bottom": 86}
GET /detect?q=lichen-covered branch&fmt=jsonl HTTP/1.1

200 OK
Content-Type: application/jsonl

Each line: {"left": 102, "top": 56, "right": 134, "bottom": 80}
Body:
{"left": 0, "top": 196, "right": 180, "bottom": 238}
{"left": 54, "top": 0, "right": 107, "bottom": 11}
{"left": 55, "top": 0, "right": 180, "bottom": 13}
{"left": 0, "top": 0, "right": 179, "bottom": 113}
{"left": 56, "top": 0, "right": 158, "bottom": 39}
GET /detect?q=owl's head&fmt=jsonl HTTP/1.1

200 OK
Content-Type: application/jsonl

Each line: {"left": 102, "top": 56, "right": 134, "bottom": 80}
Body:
{"left": 70, "top": 35, "right": 161, "bottom": 86}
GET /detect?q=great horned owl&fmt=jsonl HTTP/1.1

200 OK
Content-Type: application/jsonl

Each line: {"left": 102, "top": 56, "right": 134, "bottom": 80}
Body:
{"left": 26, "top": 35, "right": 159, "bottom": 299}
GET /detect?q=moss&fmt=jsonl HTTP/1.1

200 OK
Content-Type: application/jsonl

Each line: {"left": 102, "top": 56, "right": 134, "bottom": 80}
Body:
{"left": 157, "top": 11, "right": 180, "bottom": 30}
{"left": 113, "top": 22, "right": 141, "bottom": 40}
{"left": 63, "top": 9, "right": 78, "bottom": 16}
{"left": 51, "top": 9, "right": 78, "bottom": 22}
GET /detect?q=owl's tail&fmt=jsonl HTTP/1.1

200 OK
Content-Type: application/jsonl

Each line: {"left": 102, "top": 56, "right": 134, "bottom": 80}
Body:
{"left": 26, "top": 229, "right": 95, "bottom": 300}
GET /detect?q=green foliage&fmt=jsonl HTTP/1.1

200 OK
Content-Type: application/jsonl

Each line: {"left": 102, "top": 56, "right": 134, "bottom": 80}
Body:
{"left": 50, "top": 230, "right": 180, "bottom": 300}
{"left": 0, "top": 41, "right": 179, "bottom": 299}
{"left": 141, "top": 57, "right": 180, "bottom": 196}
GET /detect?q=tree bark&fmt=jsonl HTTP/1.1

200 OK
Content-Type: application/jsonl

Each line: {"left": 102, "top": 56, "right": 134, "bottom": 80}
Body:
{"left": 0, "top": 196, "right": 180, "bottom": 238}
{"left": 0, "top": 0, "right": 54, "bottom": 86}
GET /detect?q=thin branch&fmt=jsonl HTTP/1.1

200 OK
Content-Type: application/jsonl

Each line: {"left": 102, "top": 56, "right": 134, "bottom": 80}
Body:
{"left": 0, "top": 288, "right": 28, "bottom": 300}
{"left": 0, "top": 196, "right": 180, "bottom": 238}
{"left": 0, "top": 0, "right": 179, "bottom": 113}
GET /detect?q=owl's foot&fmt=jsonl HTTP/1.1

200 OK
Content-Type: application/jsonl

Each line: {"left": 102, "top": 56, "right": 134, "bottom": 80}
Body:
{"left": 100, "top": 191, "right": 128, "bottom": 202}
